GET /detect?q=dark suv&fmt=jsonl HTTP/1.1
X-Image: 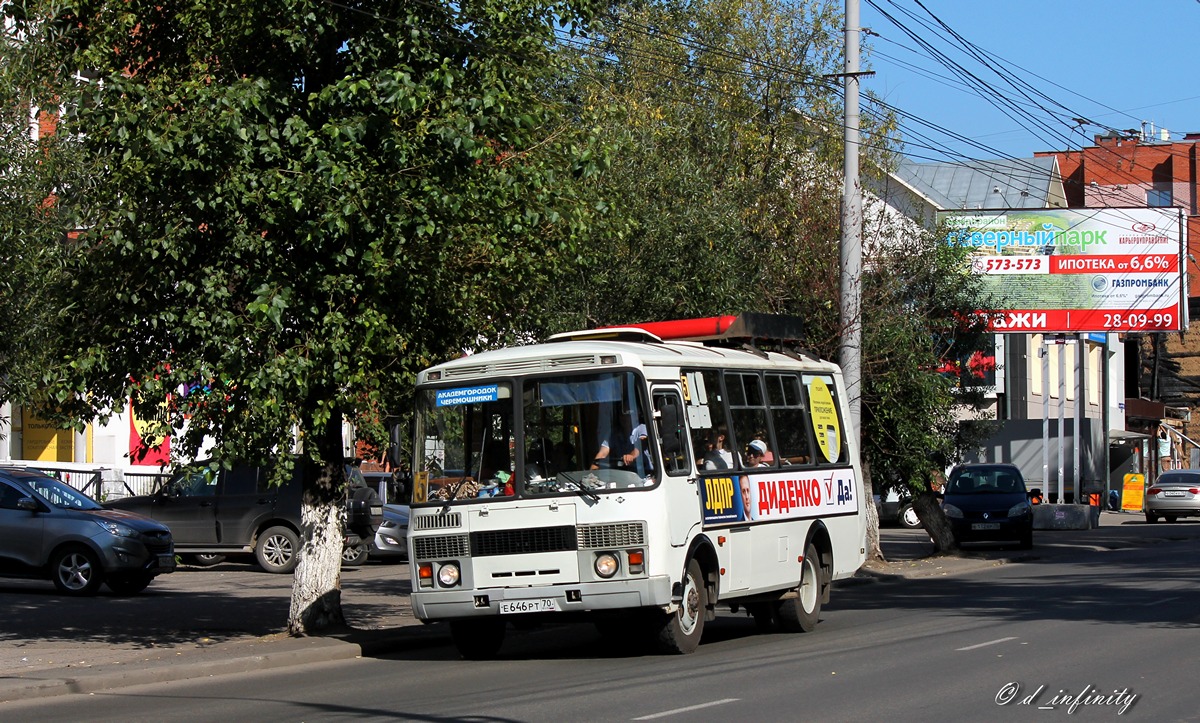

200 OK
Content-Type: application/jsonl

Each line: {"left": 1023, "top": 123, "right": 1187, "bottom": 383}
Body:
{"left": 0, "top": 467, "right": 175, "bottom": 595}
{"left": 106, "top": 463, "right": 381, "bottom": 573}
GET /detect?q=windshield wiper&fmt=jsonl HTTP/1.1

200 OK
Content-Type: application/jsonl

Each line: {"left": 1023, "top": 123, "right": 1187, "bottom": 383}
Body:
{"left": 558, "top": 472, "right": 600, "bottom": 502}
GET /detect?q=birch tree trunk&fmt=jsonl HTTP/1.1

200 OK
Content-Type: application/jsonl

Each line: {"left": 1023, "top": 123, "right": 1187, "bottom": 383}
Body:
{"left": 862, "top": 459, "right": 884, "bottom": 561}
{"left": 288, "top": 415, "right": 349, "bottom": 635}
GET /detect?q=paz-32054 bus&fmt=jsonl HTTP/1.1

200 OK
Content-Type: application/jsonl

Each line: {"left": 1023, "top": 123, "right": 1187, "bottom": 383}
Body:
{"left": 407, "top": 314, "right": 866, "bottom": 658}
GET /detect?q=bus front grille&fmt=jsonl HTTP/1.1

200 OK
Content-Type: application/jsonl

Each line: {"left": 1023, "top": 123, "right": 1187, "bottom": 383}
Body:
{"left": 412, "top": 534, "right": 470, "bottom": 560}
{"left": 470, "top": 526, "right": 577, "bottom": 557}
{"left": 414, "top": 512, "right": 462, "bottom": 531}
{"left": 577, "top": 522, "right": 646, "bottom": 549}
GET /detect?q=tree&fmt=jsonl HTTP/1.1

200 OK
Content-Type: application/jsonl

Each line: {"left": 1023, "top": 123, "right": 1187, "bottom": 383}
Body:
{"left": 854, "top": 214, "right": 997, "bottom": 556}
{"left": 4, "top": 0, "right": 606, "bottom": 634}
{"left": 541, "top": 0, "right": 859, "bottom": 332}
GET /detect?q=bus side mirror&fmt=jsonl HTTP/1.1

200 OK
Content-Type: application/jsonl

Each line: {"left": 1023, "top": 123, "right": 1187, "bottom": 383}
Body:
{"left": 657, "top": 397, "right": 683, "bottom": 455}
{"left": 388, "top": 421, "right": 406, "bottom": 469}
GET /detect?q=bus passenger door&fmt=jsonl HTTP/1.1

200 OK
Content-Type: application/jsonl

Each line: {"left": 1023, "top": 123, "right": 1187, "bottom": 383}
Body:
{"left": 653, "top": 389, "right": 700, "bottom": 547}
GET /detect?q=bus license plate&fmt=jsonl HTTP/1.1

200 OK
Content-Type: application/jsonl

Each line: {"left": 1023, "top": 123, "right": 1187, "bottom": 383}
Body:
{"left": 971, "top": 522, "right": 1000, "bottom": 530}
{"left": 499, "top": 598, "right": 560, "bottom": 615}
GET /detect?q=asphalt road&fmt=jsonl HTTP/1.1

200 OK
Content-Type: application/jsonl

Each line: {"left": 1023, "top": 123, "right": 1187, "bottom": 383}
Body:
{"left": 5, "top": 518, "right": 1199, "bottom": 722}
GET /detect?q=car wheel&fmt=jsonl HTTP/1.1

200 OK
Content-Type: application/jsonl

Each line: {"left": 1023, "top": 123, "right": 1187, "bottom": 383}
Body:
{"left": 1018, "top": 531, "right": 1034, "bottom": 550}
{"left": 185, "top": 553, "right": 226, "bottom": 567}
{"left": 1145, "top": 512, "right": 1159, "bottom": 524}
{"left": 255, "top": 526, "right": 300, "bottom": 574}
{"left": 106, "top": 572, "right": 154, "bottom": 595}
{"left": 898, "top": 503, "right": 922, "bottom": 529}
{"left": 342, "top": 542, "right": 369, "bottom": 567}
{"left": 51, "top": 547, "right": 105, "bottom": 596}
{"left": 777, "top": 543, "right": 822, "bottom": 633}
{"left": 652, "top": 558, "right": 707, "bottom": 654}
{"left": 450, "top": 619, "right": 507, "bottom": 660}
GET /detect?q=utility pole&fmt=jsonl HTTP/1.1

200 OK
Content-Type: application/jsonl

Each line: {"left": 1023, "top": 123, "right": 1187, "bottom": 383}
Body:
{"left": 839, "top": 0, "right": 864, "bottom": 437}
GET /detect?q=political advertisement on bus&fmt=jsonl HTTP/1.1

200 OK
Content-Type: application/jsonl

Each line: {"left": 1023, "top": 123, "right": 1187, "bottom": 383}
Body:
{"left": 939, "top": 207, "right": 1184, "bottom": 333}
{"left": 701, "top": 468, "right": 859, "bottom": 524}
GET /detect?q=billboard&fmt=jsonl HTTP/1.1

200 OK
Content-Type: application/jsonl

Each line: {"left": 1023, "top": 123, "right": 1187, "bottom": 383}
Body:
{"left": 940, "top": 207, "right": 1184, "bottom": 333}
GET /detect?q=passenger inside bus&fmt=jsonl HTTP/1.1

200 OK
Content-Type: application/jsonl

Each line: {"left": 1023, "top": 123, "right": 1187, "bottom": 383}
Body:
{"left": 744, "top": 439, "right": 770, "bottom": 468}
{"left": 703, "top": 426, "right": 734, "bottom": 470}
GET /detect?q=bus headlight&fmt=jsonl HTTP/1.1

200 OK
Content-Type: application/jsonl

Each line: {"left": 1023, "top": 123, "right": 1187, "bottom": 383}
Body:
{"left": 594, "top": 552, "right": 619, "bottom": 578}
{"left": 438, "top": 562, "right": 461, "bottom": 587}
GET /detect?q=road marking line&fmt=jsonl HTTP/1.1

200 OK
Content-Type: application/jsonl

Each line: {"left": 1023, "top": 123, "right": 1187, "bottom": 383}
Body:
{"left": 1150, "top": 596, "right": 1180, "bottom": 605}
{"left": 633, "top": 698, "right": 740, "bottom": 720}
{"left": 957, "top": 636, "right": 1018, "bottom": 651}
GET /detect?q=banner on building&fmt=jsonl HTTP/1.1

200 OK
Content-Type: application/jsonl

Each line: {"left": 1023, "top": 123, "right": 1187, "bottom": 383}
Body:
{"left": 940, "top": 207, "right": 1184, "bottom": 333}
{"left": 129, "top": 400, "right": 170, "bottom": 466}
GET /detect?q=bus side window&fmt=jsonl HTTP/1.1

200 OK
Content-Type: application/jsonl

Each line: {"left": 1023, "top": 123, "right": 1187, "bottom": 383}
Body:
{"left": 767, "top": 373, "right": 814, "bottom": 466}
{"left": 683, "top": 369, "right": 730, "bottom": 473}
{"left": 653, "top": 392, "right": 690, "bottom": 476}
{"left": 726, "top": 372, "right": 772, "bottom": 468}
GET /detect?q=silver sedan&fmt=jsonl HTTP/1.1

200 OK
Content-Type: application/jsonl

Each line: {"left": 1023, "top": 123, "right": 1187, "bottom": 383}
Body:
{"left": 1145, "top": 470, "right": 1200, "bottom": 523}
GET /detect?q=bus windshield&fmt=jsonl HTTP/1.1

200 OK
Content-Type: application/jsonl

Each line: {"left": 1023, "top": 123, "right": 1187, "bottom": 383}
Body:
{"left": 413, "top": 371, "right": 657, "bottom": 504}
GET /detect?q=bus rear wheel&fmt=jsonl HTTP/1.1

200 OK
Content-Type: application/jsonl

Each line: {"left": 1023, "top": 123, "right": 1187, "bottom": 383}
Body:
{"left": 450, "top": 618, "right": 506, "bottom": 660}
{"left": 653, "top": 558, "right": 706, "bottom": 654}
{"left": 776, "top": 544, "right": 822, "bottom": 633}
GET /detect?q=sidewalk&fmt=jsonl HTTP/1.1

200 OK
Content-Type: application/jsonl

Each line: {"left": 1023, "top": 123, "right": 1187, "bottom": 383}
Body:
{"left": 860, "top": 507, "right": 1178, "bottom": 580}
{"left": 0, "top": 510, "right": 1183, "bottom": 703}
{"left": 0, "top": 561, "right": 445, "bottom": 703}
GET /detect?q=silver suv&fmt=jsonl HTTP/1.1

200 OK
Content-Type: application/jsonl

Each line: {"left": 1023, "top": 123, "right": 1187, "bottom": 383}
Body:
{"left": 0, "top": 468, "right": 175, "bottom": 595}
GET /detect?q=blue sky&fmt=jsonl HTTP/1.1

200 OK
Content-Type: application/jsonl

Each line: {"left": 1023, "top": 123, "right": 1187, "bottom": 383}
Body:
{"left": 859, "top": 0, "right": 1200, "bottom": 163}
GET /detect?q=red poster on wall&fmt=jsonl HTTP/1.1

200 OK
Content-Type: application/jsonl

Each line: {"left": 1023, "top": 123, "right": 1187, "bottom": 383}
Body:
{"left": 129, "top": 401, "right": 170, "bottom": 466}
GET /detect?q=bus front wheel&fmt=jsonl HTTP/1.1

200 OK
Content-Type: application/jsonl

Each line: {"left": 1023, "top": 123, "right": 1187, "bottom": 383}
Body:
{"left": 776, "top": 544, "right": 822, "bottom": 633}
{"left": 653, "top": 558, "right": 706, "bottom": 654}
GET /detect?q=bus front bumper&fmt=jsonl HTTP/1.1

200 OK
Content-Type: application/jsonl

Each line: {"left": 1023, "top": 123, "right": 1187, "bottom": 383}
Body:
{"left": 411, "top": 574, "right": 674, "bottom": 621}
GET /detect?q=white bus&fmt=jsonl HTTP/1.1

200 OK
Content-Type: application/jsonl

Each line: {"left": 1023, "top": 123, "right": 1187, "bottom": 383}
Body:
{"left": 407, "top": 314, "right": 867, "bottom": 658}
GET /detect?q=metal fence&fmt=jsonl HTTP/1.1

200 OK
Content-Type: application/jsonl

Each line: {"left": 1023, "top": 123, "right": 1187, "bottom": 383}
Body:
{"left": 0, "top": 462, "right": 171, "bottom": 501}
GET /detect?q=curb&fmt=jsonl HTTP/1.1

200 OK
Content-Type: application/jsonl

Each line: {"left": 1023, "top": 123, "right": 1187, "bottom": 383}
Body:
{"left": 0, "top": 624, "right": 451, "bottom": 704}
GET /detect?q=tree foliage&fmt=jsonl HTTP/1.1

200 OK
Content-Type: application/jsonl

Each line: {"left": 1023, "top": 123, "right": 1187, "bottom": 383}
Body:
{"left": 0, "top": 37, "right": 85, "bottom": 412}
{"left": 542, "top": 0, "right": 867, "bottom": 332}
{"left": 3, "top": 0, "right": 606, "bottom": 632}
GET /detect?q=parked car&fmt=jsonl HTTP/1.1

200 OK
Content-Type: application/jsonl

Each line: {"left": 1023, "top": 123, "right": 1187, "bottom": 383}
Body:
{"left": 0, "top": 467, "right": 175, "bottom": 595}
{"left": 106, "top": 462, "right": 381, "bottom": 573}
{"left": 1145, "top": 470, "right": 1200, "bottom": 523}
{"left": 874, "top": 489, "right": 922, "bottom": 529}
{"left": 371, "top": 504, "right": 410, "bottom": 561}
{"left": 942, "top": 463, "right": 1034, "bottom": 549}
